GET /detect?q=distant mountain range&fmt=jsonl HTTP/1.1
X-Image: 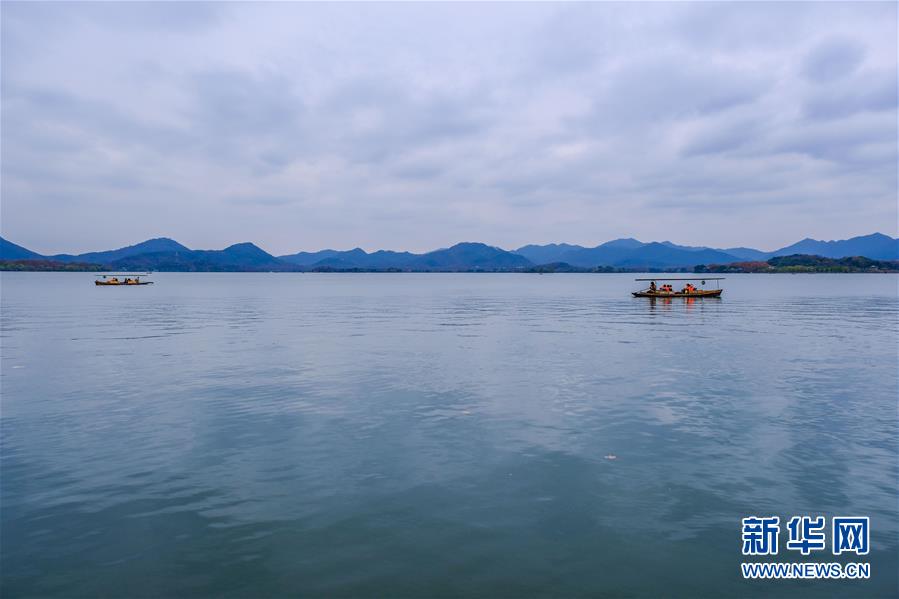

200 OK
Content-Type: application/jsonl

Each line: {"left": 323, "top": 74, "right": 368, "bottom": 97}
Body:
{"left": 512, "top": 233, "right": 899, "bottom": 267}
{"left": 1, "top": 233, "right": 896, "bottom": 272}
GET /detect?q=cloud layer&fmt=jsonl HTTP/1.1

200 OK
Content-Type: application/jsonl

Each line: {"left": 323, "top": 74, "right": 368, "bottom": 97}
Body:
{"left": 2, "top": 2, "right": 896, "bottom": 254}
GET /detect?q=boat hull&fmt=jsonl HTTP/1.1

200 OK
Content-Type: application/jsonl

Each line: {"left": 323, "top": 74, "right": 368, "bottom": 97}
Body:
{"left": 632, "top": 289, "right": 722, "bottom": 298}
{"left": 95, "top": 281, "right": 154, "bottom": 286}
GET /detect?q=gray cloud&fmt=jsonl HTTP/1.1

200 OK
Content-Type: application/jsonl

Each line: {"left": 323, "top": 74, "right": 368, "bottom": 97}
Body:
{"left": 802, "top": 69, "right": 898, "bottom": 121}
{"left": 589, "top": 56, "right": 770, "bottom": 129}
{"left": 774, "top": 113, "right": 897, "bottom": 166}
{"left": 1, "top": 2, "right": 896, "bottom": 254}
{"left": 681, "top": 118, "right": 761, "bottom": 157}
{"left": 802, "top": 37, "right": 866, "bottom": 83}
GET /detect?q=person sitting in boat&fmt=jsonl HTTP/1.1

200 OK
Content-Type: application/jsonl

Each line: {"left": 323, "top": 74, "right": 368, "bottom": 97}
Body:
{"left": 649, "top": 281, "right": 657, "bottom": 293}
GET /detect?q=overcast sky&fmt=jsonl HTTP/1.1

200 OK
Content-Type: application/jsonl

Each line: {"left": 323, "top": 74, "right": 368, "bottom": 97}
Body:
{"left": 2, "top": 2, "right": 896, "bottom": 255}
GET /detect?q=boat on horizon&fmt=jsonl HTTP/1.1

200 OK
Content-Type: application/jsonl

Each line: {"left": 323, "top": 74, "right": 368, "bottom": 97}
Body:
{"left": 94, "top": 274, "right": 154, "bottom": 286}
{"left": 632, "top": 277, "right": 723, "bottom": 298}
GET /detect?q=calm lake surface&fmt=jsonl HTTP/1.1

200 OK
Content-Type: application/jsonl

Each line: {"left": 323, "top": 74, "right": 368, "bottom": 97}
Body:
{"left": 2, "top": 272, "right": 897, "bottom": 597}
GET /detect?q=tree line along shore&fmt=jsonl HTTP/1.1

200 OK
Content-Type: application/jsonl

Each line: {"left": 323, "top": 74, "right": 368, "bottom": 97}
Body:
{"left": 2, "top": 254, "right": 897, "bottom": 273}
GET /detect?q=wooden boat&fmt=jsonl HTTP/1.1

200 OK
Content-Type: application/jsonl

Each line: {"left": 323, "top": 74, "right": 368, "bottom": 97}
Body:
{"left": 632, "top": 288, "right": 722, "bottom": 298}
{"left": 95, "top": 274, "right": 154, "bottom": 286}
{"left": 632, "top": 277, "right": 723, "bottom": 298}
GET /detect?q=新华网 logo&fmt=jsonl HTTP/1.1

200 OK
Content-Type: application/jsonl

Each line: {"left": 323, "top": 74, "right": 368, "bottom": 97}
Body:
{"left": 742, "top": 515, "right": 869, "bottom": 556}
{"left": 740, "top": 515, "right": 871, "bottom": 580}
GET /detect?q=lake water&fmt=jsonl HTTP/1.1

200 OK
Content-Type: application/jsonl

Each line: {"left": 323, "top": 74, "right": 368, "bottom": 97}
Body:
{"left": 2, "top": 272, "right": 897, "bottom": 597}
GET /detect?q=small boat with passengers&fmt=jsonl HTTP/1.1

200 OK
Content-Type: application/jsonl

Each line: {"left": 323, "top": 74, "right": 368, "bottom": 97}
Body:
{"left": 95, "top": 274, "right": 154, "bottom": 286}
{"left": 632, "top": 277, "right": 723, "bottom": 298}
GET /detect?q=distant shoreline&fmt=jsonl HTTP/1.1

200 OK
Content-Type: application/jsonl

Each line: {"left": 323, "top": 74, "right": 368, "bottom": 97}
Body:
{"left": 2, "top": 256, "right": 897, "bottom": 274}
{"left": 4, "top": 233, "right": 898, "bottom": 273}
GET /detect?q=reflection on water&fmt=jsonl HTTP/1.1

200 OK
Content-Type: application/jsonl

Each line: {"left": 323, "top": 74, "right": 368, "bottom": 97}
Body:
{"left": 1, "top": 273, "right": 897, "bottom": 597}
